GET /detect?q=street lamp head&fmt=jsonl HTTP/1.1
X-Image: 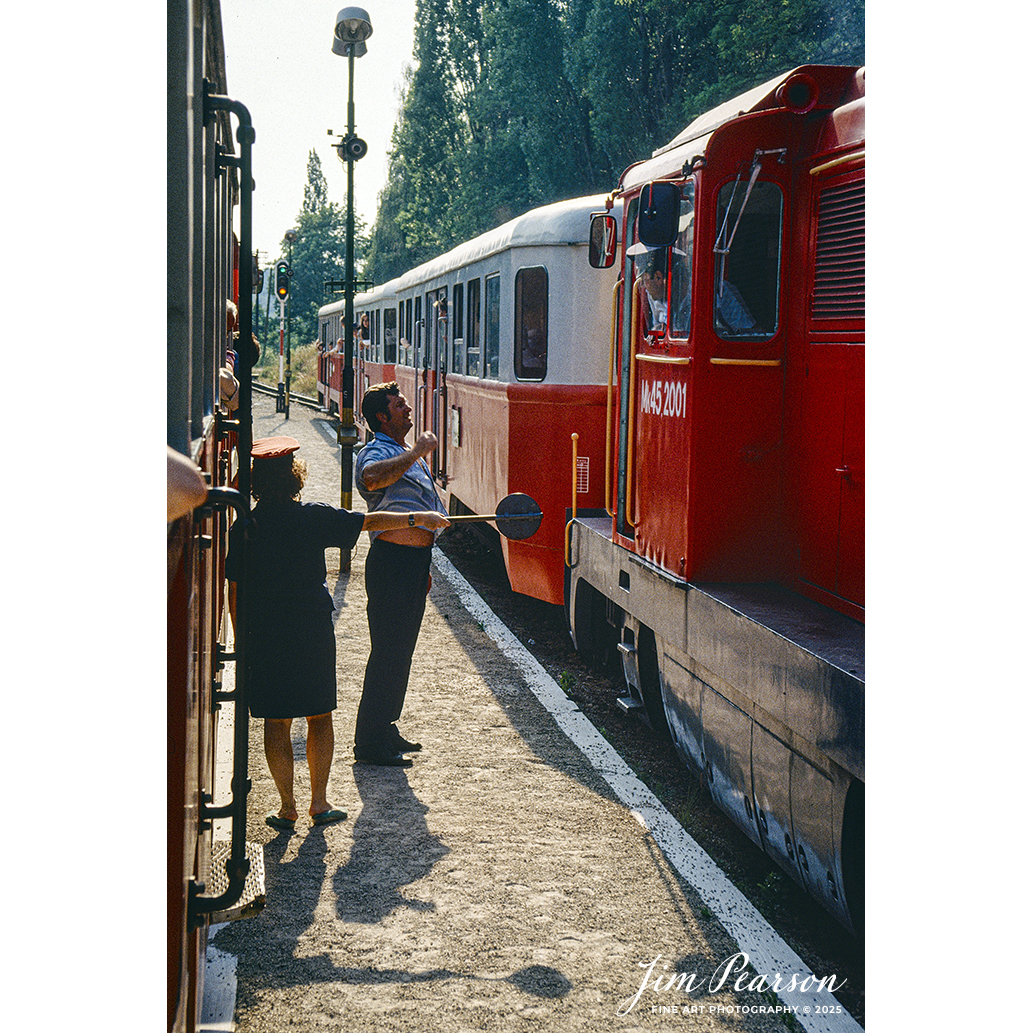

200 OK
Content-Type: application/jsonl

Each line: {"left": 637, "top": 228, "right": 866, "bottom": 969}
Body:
{"left": 332, "top": 8, "right": 372, "bottom": 56}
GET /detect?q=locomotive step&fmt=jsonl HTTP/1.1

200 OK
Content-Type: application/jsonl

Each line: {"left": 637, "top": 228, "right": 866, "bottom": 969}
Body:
{"left": 206, "top": 840, "right": 266, "bottom": 923}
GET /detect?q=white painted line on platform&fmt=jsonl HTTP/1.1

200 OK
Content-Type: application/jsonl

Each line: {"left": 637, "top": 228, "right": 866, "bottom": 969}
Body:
{"left": 432, "top": 548, "right": 863, "bottom": 1033}
{"left": 315, "top": 420, "right": 339, "bottom": 447}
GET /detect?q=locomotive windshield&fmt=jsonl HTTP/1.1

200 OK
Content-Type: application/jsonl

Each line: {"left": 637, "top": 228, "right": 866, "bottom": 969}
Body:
{"left": 712, "top": 178, "right": 783, "bottom": 339}
{"left": 626, "top": 184, "right": 695, "bottom": 338}
{"left": 669, "top": 186, "right": 695, "bottom": 336}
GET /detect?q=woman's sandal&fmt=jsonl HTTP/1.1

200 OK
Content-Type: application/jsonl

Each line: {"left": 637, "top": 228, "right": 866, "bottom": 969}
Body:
{"left": 311, "top": 809, "right": 348, "bottom": 826}
{"left": 264, "top": 814, "right": 296, "bottom": 832}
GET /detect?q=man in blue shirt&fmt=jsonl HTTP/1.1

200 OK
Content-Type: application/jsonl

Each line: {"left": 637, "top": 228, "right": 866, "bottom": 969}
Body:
{"left": 353, "top": 382, "right": 450, "bottom": 765}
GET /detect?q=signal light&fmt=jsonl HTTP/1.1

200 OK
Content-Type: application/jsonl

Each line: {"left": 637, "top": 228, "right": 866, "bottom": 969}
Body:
{"left": 276, "top": 261, "right": 291, "bottom": 300}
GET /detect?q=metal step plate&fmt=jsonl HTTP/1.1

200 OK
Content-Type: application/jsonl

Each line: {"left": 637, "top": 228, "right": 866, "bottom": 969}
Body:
{"left": 208, "top": 840, "right": 266, "bottom": 923}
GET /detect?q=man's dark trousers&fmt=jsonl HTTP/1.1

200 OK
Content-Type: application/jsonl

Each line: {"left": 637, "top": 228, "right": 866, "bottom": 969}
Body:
{"left": 355, "top": 537, "right": 433, "bottom": 754}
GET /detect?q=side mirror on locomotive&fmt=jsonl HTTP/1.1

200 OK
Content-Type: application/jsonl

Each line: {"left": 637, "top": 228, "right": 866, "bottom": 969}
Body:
{"left": 588, "top": 213, "right": 618, "bottom": 269}
{"left": 589, "top": 181, "right": 682, "bottom": 269}
{"left": 637, "top": 181, "right": 681, "bottom": 248}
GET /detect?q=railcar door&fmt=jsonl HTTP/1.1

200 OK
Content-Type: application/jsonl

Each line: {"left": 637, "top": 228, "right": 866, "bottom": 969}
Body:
{"left": 436, "top": 290, "right": 448, "bottom": 485}
{"left": 614, "top": 184, "right": 695, "bottom": 573}
{"left": 424, "top": 288, "right": 448, "bottom": 484}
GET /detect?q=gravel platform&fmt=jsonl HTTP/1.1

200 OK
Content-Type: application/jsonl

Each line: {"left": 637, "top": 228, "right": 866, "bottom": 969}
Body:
{"left": 211, "top": 396, "right": 810, "bottom": 1032}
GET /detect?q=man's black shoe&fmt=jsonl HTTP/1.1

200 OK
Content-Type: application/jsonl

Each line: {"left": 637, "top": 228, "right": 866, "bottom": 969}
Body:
{"left": 393, "top": 734, "right": 422, "bottom": 753}
{"left": 354, "top": 750, "right": 413, "bottom": 767}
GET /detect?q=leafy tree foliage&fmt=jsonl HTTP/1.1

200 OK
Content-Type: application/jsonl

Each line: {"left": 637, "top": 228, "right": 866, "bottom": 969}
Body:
{"left": 279, "top": 149, "right": 368, "bottom": 345}
{"left": 365, "top": 0, "right": 864, "bottom": 285}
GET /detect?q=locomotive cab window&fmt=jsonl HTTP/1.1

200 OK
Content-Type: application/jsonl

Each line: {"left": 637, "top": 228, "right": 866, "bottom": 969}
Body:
{"left": 713, "top": 178, "right": 782, "bottom": 340}
{"left": 669, "top": 184, "right": 696, "bottom": 337}
{"left": 515, "top": 266, "right": 548, "bottom": 380}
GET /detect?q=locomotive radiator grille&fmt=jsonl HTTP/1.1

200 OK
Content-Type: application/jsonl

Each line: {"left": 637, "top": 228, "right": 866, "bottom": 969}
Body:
{"left": 812, "top": 179, "right": 865, "bottom": 320}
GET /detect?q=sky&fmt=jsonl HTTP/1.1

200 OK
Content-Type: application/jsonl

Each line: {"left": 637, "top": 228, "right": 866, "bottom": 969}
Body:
{"left": 221, "top": 0, "right": 418, "bottom": 266}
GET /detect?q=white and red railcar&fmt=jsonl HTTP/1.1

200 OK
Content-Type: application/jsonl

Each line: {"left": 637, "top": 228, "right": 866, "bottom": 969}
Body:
{"left": 318, "top": 195, "right": 620, "bottom": 605}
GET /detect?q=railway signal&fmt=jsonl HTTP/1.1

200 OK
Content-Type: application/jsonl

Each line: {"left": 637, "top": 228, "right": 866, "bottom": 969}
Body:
{"left": 275, "top": 260, "right": 292, "bottom": 414}
{"left": 275, "top": 261, "right": 291, "bottom": 300}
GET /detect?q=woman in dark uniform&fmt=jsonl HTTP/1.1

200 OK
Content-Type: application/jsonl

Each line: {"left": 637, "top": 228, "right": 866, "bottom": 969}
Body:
{"left": 227, "top": 436, "right": 448, "bottom": 831}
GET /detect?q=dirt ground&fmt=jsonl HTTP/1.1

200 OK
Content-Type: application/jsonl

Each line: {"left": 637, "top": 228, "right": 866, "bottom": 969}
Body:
{"left": 211, "top": 397, "right": 858, "bottom": 1031}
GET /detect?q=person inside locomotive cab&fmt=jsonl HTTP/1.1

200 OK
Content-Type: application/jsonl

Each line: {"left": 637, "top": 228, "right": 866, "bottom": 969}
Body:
{"left": 637, "top": 250, "right": 667, "bottom": 331}
{"left": 666, "top": 221, "right": 758, "bottom": 336}
{"left": 714, "top": 278, "right": 758, "bottom": 335}
{"left": 670, "top": 221, "right": 694, "bottom": 335}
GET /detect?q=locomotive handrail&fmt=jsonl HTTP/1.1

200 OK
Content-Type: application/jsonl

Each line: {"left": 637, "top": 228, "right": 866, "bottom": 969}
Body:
{"left": 565, "top": 432, "right": 578, "bottom": 567}
{"left": 605, "top": 279, "right": 619, "bottom": 519}
{"left": 636, "top": 353, "right": 692, "bottom": 365}
{"left": 709, "top": 357, "right": 780, "bottom": 366}
{"left": 625, "top": 279, "right": 643, "bottom": 530}
{"left": 810, "top": 150, "right": 864, "bottom": 177}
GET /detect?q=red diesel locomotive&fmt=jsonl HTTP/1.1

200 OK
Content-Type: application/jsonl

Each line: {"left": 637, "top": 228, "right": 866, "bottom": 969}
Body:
{"left": 567, "top": 65, "right": 865, "bottom": 933}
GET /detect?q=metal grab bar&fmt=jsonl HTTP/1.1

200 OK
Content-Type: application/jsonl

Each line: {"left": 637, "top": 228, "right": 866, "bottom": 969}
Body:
{"left": 625, "top": 279, "right": 642, "bottom": 530}
{"left": 565, "top": 433, "right": 578, "bottom": 568}
{"left": 190, "top": 486, "right": 253, "bottom": 922}
{"left": 605, "top": 279, "right": 619, "bottom": 519}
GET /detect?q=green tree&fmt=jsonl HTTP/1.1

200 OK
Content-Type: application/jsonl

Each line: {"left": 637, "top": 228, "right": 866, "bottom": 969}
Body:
{"left": 367, "top": 0, "right": 864, "bottom": 284}
{"left": 280, "top": 149, "right": 368, "bottom": 346}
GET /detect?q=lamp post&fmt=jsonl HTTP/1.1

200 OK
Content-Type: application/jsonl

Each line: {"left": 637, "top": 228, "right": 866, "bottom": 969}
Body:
{"left": 331, "top": 7, "right": 372, "bottom": 567}
{"left": 284, "top": 230, "right": 297, "bottom": 419}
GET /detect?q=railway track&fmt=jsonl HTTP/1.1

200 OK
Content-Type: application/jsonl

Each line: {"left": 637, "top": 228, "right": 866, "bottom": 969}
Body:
{"left": 251, "top": 378, "right": 325, "bottom": 411}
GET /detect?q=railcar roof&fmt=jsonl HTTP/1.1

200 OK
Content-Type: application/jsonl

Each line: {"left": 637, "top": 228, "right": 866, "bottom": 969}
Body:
{"left": 397, "top": 194, "right": 612, "bottom": 292}
{"left": 622, "top": 64, "right": 862, "bottom": 191}
{"left": 319, "top": 194, "right": 613, "bottom": 317}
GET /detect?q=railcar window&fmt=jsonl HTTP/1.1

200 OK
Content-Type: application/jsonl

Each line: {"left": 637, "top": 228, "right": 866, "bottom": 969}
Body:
{"left": 431, "top": 289, "right": 447, "bottom": 371}
{"left": 357, "top": 310, "right": 371, "bottom": 362}
{"left": 485, "top": 274, "right": 500, "bottom": 379}
{"left": 712, "top": 179, "right": 782, "bottom": 340}
{"left": 415, "top": 295, "right": 423, "bottom": 367}
{"left": 384, "top": 307, "right": 397, "bottom": 362}
{"left": 423, "top": 293, "right": 431, "bottom": 369}
{"left": 452, "top": 283, "right": 464, "bottom": 373}
{"left": 405, "top": 298, "right": 413, "bottom": 365}
{"left": 467, "top": 278, "right": 481, "bottom": 377}
{"left": 514, "top": 267, "right": 548, "bottom": 380}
